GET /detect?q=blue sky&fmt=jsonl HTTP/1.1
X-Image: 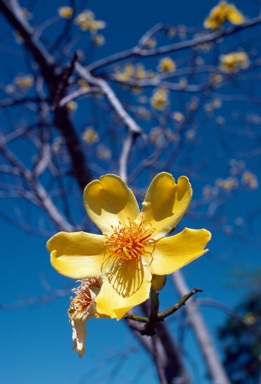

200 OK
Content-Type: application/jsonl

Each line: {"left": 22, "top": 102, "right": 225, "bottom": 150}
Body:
{"left": 1, "top": 0, "right": 261, "bottom": 383}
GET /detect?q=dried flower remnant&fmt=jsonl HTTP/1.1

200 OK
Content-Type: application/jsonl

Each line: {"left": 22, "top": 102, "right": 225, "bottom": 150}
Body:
{"left": 58, "top": 6, "right": 73, "bottom": 19}
{"left": 220, "top": 52, "right": 249, "bottom": 73}
{"left": 204, "top": 1, "right": 245, "bottom": 30}
{"left": 47, "top": 172, "right": 211, "bottom": 319}
{"left": 68, "top": 278, "right": 105, "bottom": 357}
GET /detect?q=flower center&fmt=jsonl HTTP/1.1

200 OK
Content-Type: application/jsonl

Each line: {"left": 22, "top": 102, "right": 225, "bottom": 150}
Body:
{"left": 105, "top": 219, "right": 154, "bottom": 261}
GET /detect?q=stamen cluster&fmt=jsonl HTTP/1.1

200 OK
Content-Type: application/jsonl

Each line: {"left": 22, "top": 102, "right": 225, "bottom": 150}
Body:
{"left": 105, "top": 220, "right": 154, "bottom": 260}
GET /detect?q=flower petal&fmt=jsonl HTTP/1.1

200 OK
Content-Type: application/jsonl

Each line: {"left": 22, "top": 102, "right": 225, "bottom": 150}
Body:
{"left": 71, "top": 318, "right": 87, "bottom": 358}
{"left": 84, "top": 174, "right": 140, "bottom": 234}
{"left": 47, "top": 231, "right": 107, "bottom": 278}
{"left": 150, "top": 228, "right": 211, "bottom": 275}
{"left": 140, "top": 172, "right": 192, "bottom": 239}
{"left": 95, "top": 264, "right": 152, "bottom": 320}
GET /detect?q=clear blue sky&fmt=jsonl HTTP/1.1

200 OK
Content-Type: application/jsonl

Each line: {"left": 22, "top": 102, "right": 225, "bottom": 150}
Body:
{"left": 1, "top": 0, "right": 261, "bottom": 383}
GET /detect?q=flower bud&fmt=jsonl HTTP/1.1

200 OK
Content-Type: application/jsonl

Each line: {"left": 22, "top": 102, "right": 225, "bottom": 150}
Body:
{"left": 151, "top": 274, "right": 167, "bottom": 291}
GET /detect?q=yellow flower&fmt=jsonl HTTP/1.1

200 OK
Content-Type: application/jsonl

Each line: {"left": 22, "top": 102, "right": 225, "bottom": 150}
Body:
{"left": 172, "top": 112, "right": 185, "bottom": 123}
{"left": 113, "top": 64, "right": 135, "bottom": 82}
{"left": 220, "top": 51, "right": 249, "bottom": 73}
{"left": 75, "top": 10, "right": 106, "bottom": 32}
{"left": 242, "top": 171, "right": 258, "bottom": 189}
{"left": 82, "top": 127, "right": 99, "bottom": 144}
{"left": 92, "top": 34, "right": 105, "bottom": 46}
{"left": 204, "top": 1, "right": 245, "bottom": 30}
{"left": 157, "top": 57, "right": 176, "bottom": 73}
{"left": 47, "top": 173, "right": 211, "bottom": 320}
{"left": 58, "top": 6, "right": 73, "bottom": 19}
{"left": 96, "top": 144, "right": 111, "bottom": 159}
{"left": 68, "top": 277, "right": 106, "bottom": 357}
{"left": 216, "top": 177, "right": 238, "bottom": 190}
{"left": 14, "top": 75, "right": 34, "bottom": 90}
{"left": 66, "top": 101, "right": 78, "bottom": 112}
{"left": 150, "top": 88, "right": 169, "bottom": 110}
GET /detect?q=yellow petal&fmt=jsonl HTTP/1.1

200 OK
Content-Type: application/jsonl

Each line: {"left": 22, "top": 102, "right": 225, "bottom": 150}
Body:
{"left": 47, "top": 232, "right": 107, "bottom": 278}
{"left": 95, "top": 264, "right": 152, "bottom": 319}
{"left": 150, "top": 228, "right": 211, "bottom": 275}
{"left": 227, "top": 5, "right": 245, "bottom": 24}
{"left": 140, "top": 172, "right": 192, "bottom": 239}
{"left": 84, "top": 174, "right": 140, "bottom": 234}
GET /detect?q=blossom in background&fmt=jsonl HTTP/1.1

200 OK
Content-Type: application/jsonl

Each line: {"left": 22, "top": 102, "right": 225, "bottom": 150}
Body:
{"left": 219, "top": 51, "right": 249, "bottom": 73}
{"left": 20, "top": 8, "right": 32, "bottom": 20}
{"left": 113, "top": 63, "right": 154, "bottom": 83}
{"left": 242, "top": 171, "right": 258, "bottom": 189}
{"left": 172, "top": 112, "right": 185, "bottom": 123}
{"left": 58, "top": 6, "right": 73, "bottom": 19}
{"left": 96, "top": 144, "right": 111, "bottom": 159}
{"left": 68, "top": 277, "right": 106, "bottom": 357}
{"left": 47, "top": 173, "right": 211, "bottom": 319}
{"left": 150, "top": 88, "right": 169, "bottom": 110}
{"left": 75, "top": 10, "right": 106, "bottom": 32}
{"left": 82, "top": 127, "right": 99, "bottom": 144}
{"left": 92, "top": 34, "right": 105, "bottom": 46}
{"left": 216, "top": 177, "right": 238, "bottom": 190}
{"left": 66, "top": 101, "right": 78, "bottom": 112}
{"left": 157, "top": 57, "right": 176, "bottom": 73}
{"left": 204, "top": 1, "right": 245, "bottom": 30}
{"left": 14, "top": 74, "right": 34, "bottom": 90}
{"left": 113, "top": 64, "right": 134, "bottom": 82}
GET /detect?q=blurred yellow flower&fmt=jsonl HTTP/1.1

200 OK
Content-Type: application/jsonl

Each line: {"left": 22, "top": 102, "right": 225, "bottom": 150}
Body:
{"left": 75, "top": 10, "right": 106, "bottom": 32}
{"left": 47, "top": 173, "right": 211, "bottom": 319}
{"left": 21, "top": 8, "right": 32, "bottom": 20}
{"left": 66, "top": 101, "right": 78, "bottom": 112}
{"left": 14, "top": 75, "right": 34, "bottom": 89}
{"left": 150, "top": 88, "right": 169, "bottom": 110}
{"left": 157, "top": 57, "right": 176, "bottom": 73}
{"left": 113, "top": 64, "right": 134, "bottom": 82}
{"left": 242, "top": 171, "right": 258, "bottom": 189}
{"left": 144, "top": 38, "right": 156, "bottom": 48}
{"left": 96, "top": 144, "right": 111, "bottom": 159}
{"left": 113, "top": 64, "right": 154, "bottom": 83}
{"left": 78, "top": 78, "right": 89, "bottom": 90}
{"left": 68, "top": 278, "right": 106, "bottom": 357}
{"left": 186, "top": 129, "right": 196, "bottom": 140}
{"left": 58, "top": 6, "right": 73, "bottom": 19}
{"left": 204, "top": 1, "right": 245, "bottom": 30}
{"left": 216, "top": 177, "right": 238, "bottom": 190}
{"left": 92, "top": 34, "right": 105, "bottom": 45}
{"left": 244, "top": 312, "right": 256, "bottom": 325}
{"left": 220, "top": 51, "right": 249, "bottom": 73}
{"left": 172, "top": 112, "right": 185, "bottom": 122}
{"left": 82, "top": 127, "right": 99, "bottom": 144}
